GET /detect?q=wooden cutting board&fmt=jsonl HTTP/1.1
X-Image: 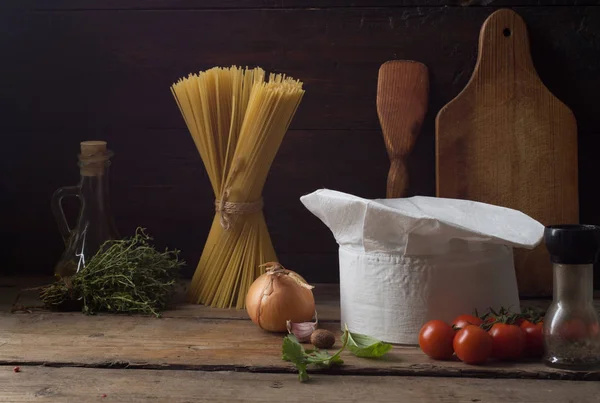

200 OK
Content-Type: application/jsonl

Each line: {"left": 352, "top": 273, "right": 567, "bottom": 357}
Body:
{"left": 436, "top": 9, "right": 579, "bottom": 297}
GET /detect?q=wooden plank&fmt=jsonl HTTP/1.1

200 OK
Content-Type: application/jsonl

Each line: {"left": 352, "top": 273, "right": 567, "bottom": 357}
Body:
{"left": 2, "top": 1, "right": 597, "bottom": 11}
{"left": 3, "top": 278, "right": 599, "bottom": 318}
{"left": 0, "top": 7, "right": 598, "bottom": 133}
{"left": 2, "top": 309, "right": 600, "bottom": 380}
{"left": 2, "top": 279, "right": 600, "bottom": 380}
{"left": 6, "top": 278, "right": 599, "bottom": 318}
{"left": 0, "top": 280, "right": 342, "bottom": 321}
{"left": 1, "top": 5, "right": 600, "bottom": 287}
{"left": 0, "top": 128, "right": 388, "bottom": 280}
{"left": 3, "top": 366, "right": 600, "bottom": 403}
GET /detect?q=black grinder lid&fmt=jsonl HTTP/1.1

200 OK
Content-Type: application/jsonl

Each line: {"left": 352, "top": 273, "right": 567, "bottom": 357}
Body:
{"left": 544, "top": 225, "right": 600, "bottom": 265}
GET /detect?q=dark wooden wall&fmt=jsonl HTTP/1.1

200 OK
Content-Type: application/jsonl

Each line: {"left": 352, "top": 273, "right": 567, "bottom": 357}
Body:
{"left": 1, "top": 1, "right": 599, "bottom": 287}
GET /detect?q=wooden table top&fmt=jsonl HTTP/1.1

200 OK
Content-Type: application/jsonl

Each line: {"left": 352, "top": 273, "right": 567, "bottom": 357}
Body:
{"left": 1, "top": 277, "right": 599, "bottom": 402}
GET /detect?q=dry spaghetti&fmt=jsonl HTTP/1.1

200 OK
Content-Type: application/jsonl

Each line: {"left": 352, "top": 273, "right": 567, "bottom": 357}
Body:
{"left": 171, "top": 66, "right": 304, "bottom": 308}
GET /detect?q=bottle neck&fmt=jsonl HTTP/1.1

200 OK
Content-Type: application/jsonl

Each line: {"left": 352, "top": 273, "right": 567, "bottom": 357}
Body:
{"left": 553, "top": 263, "right": 594, "bottom": 302}
{"left": 79, "top": 162, "right": 111, "bottom": 209}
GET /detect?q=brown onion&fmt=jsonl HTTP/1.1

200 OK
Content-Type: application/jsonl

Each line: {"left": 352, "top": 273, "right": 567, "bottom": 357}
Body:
{"left": 246, "top": 262, "right": 315, "bottom": 332}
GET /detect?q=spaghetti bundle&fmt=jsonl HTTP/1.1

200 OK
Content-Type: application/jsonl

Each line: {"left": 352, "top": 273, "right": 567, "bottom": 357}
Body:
{"left": 171, "top": 66, "right": 304, "bottom": 308}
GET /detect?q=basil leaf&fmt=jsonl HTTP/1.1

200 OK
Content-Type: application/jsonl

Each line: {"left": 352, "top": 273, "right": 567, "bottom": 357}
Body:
{"left": 306, "top": 349, "right": 344, "bottom": 368}
{"left": 282, "top": 335, "right": 309, "bottom": 381}
{"left": 342, "top": 326, "right": 392, "bottom": 358}
{"left": 282, "top": 334, "right": 303, "bottom": 361}
{"left": 281, "top": 328, "right": 356, "bottom": 382}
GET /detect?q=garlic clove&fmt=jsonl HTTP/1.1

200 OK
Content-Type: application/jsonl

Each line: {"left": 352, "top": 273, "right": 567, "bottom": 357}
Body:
{"left": 286, "top": 311, "right": 318, "bottom": 342}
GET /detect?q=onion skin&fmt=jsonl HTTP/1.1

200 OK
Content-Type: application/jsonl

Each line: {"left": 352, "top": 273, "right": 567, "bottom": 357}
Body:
{"left": 246, "top": 265, "right": 315, "bottom": 332}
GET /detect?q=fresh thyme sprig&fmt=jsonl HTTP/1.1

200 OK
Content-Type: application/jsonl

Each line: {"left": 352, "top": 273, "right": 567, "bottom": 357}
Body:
{"left": 40, "top": 228, "right": 184, "bottom": 317}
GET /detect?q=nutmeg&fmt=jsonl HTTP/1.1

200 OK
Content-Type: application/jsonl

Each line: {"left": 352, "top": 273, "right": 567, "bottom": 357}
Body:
{"left": 310, "top": 329, "right": 336, "bottom": 349}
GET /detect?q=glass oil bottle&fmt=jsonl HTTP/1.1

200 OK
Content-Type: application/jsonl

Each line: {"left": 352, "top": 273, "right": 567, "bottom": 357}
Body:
{"left": 51, "top": 141, "right": 119, "bottom": 278}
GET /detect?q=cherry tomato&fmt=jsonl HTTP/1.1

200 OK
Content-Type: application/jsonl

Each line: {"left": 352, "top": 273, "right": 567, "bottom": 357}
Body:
{"left": 513, "top": 317, "right": 525, "bottom": 327}
{"left": 419, "top": 320, "right": 455, "bottom": 360}
{"left": 489, "top": 323, "right": 525, "bottom": 361}
{"left": 453, "top": 325, "right": 493, "bottom": 365}
{"left": 520, "top": 320, "right": 544, "bottom": 357}
{"left": 556, "top": 319, "right": 587, "bottom": 342}
{"left": 452, "top": 314, "right": 484, "bottom": 330}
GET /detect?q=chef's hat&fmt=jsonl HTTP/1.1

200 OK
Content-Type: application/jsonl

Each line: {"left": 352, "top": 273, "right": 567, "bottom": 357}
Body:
{"left": 301, "top": 189, "right": 544, "bottom": 344}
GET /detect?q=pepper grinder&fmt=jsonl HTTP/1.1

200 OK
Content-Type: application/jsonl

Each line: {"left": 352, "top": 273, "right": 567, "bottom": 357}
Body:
{"left": 543, "top": 225, "right": 600, "bottom": 370}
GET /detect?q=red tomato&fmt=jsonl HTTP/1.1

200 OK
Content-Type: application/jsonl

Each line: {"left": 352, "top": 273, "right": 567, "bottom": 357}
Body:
{"left": 520, "top": 320, "right": 544, "bottom": 357}
{"left": 513, "top": 317, "right": 525, "bottom": 327}
{"left": 419, "top": 320, "right": 455, "bottom": 360}
{"left": 452, "top": 314, "right": 484, "bottom": 330}
{"left": 453, "top": 325, "right": 493, "bottom": 365}
{"left": 489, "top": 323, "right": 525, "bottom": 361}
{"left": 557, "top": 319, "right": 587, "bottom": 342}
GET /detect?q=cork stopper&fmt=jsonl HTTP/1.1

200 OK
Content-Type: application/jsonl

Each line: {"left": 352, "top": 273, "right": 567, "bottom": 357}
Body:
{"left": 79, "top": 140, "right": 110, "bottom": 176}
{"left": 81, "top": 140, "right": 107, "bottom": 158}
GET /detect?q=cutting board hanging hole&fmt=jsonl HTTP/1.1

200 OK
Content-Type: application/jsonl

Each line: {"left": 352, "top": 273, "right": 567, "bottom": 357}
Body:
{"left": 503, "top": 27, "right": 512, "bottom": 37}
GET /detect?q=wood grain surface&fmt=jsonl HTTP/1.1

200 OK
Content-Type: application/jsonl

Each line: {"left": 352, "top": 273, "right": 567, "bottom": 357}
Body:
{"left": 377, "top": 60, "right": 429, "bottom": 198}
{"left": 436, "top": 9, "right": 579, "bottom": 297}
{"left": 2, "top": 281, "right": 600, "bottom": 381}
{"left": 1, "top": 278, "right": 343, "bottom": 321}
{"left": 1, "top": 3, "right": 599, "bottom": 288}
{"left": 3, "top": 312, "right": 599, "bottom": 381}
{"left": 2, "top": 366, "right": 600, "bottom": 403}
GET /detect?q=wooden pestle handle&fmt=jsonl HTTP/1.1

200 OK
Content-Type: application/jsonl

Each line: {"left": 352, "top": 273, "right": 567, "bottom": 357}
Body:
{"left": 377, "top": 61, "right": 429, "bottom": 198}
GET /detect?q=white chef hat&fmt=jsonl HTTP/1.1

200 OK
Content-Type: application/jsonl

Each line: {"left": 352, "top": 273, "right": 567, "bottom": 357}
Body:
{"left": 301, "top": 189, "right": 544, "bottom": 344}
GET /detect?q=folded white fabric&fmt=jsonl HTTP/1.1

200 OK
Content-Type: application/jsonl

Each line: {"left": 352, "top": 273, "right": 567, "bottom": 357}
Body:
{"left": 300, "top": 189, "right": 544, "bottom": 344}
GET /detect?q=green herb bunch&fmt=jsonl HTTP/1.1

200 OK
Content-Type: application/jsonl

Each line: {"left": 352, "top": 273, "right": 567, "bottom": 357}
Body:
{"left": 40, "top": 228, "right": 184, "bottom": 317}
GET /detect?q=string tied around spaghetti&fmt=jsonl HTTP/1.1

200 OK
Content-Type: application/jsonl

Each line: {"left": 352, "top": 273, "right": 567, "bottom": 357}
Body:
{"left": 215, "top": 190, "right": 264, "bottom": 231}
